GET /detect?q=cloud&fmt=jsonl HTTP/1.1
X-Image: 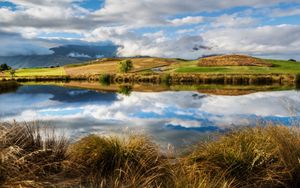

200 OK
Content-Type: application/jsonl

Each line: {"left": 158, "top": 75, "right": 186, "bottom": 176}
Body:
{"left": 270, "top": 7, "right": 300, "bottom": 17}
{"left": 202, "top": 24, "right": 300, "bottom": 59}
{"left": 0, "top": 31, "right": 54, "bottom": 56}
{"left": 67, "top": 52, "right": 91, "bottom": 58}
{"left": 0, "top": 0, "right": 299, "bottom": 58}
{"left": 169, "top": 16, "right": 204, "bottom": 26}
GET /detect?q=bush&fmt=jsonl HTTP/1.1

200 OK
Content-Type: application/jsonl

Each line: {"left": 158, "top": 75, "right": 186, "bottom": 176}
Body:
{"left": 0, "top": 64, "right": 11, "bottom": 71}
{"left": 161, "top": 74, "right": 171, "bottom": 86}
{"left": 118, "top": 60, "right": 133, "bottom": 73}
{"left": 99, "top": 74, "right": 111, "bottom": 86}
{"left": 118, "top": 85, "right": 132, "bottom": 96}
{"left": 288, "top": 59, "right": 297, "bottom": 62}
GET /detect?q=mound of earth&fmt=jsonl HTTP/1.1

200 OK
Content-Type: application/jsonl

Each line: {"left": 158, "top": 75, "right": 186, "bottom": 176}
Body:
{"left": 198, "top": 55, "right": 273, "bottom": 67}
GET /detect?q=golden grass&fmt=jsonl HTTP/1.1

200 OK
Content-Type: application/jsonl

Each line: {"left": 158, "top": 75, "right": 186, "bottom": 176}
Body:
{"left": 2, "top": 123, "right": 300, "bottom": 188}
{"left": 198, "top": 55, "right": 273, "bottom": 67}
{"left": 64, "top": 58, "right": 175, "bottom": 76}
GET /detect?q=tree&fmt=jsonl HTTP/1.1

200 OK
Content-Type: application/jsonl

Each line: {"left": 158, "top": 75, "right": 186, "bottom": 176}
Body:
{"left": 0, "top": 64, "right": 11, "bottom": 71}
{"left": 118, "top": 60, "right": 133, "bottom": 73}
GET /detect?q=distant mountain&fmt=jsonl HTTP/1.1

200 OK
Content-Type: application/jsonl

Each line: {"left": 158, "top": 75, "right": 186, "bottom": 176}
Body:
{"left": 0, "top": 45, "right": 119, "bottom": 68}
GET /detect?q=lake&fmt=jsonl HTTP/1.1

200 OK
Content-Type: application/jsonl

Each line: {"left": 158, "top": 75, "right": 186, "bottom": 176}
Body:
{"left": 0, "top": 82, "right": 299, "bottom": 149}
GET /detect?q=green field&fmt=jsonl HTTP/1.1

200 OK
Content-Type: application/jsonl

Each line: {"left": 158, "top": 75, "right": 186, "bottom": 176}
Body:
{"left": 173, "top": 59, "right": 300, "bottom": 74}
{"left": 9, "top": 67, "right": 66, "bottom": 77}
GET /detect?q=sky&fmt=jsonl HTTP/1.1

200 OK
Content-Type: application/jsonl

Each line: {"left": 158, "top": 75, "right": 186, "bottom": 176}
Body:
{"left": 0, "top": 0, "right": 300, "bottom": 59}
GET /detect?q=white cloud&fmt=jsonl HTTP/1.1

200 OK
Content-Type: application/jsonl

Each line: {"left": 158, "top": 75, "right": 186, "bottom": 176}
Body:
{"left": 202, "top": 24, "right": 300, "bottom": 59}
{"left": 270, "top": 7, "right": 300, "bottom": 17}
{"left": 169, "top": 16, "right": 204, "bottom": 26}
{"left": 212, "top": 14, "right": 257, "bottom": 28}
{"left": 68, "top": 52, "right": 91, "bottom": 58}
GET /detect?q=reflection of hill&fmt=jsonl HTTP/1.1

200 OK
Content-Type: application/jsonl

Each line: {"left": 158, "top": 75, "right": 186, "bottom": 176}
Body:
{"left": 16, "top": 85, "right": 118, "bottom": 103}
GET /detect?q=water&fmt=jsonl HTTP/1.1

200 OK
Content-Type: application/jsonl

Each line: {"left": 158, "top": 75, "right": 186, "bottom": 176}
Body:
{"left": 0, "top": 84, "right": 299, "bottom": 149}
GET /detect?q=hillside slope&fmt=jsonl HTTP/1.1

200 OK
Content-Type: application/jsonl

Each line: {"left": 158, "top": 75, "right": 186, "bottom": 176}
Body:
{"left": 198, "top": 55, "right": 273, "bottom": 67}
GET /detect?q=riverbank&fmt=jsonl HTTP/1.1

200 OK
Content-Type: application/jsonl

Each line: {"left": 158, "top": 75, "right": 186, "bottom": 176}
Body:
{"left": 1, "top": 122, "right": 300, "bottom": 187}
{"left": 1, "top": 72, "right": 298, "bottom": 85}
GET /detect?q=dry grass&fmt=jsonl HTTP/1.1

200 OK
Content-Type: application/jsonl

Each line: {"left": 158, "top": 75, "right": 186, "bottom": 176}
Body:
{"left": 0, "top": 121, "right": 69, "bottom": 187}
{"left": 64, "top": 58, "right": 175, "bottom": 76}
{"left": 68, "top": 135, "right": 174, "bottom": 187}
{"left": 198, "top": 55, "right": 273, "bottom": 67}
{"left": 2, "top": 123, "right": 300, "bottom": 188}
{"left": 185, "top": 126, "right": 300, "bottom": 187}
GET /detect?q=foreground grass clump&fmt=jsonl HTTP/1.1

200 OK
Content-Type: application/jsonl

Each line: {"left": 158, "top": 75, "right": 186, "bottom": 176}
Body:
{"left": 0, "top": 122, "right": 69, "bottom": 187}
{"left": 69, "top": 135, "right": 174, "bottom": 187}
{"left": 2, "top": 122, "right": 300, "bottom": 188}
{"left": 183, "top": 126, "right": 300, "bottom": 187}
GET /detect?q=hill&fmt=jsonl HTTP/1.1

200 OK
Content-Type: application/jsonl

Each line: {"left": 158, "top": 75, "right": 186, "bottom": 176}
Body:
{"left": 198, "top": 55, "right": 273, "bottom": 67}
{"left": 64, "top": 57, "right": 176, "bottom": 76}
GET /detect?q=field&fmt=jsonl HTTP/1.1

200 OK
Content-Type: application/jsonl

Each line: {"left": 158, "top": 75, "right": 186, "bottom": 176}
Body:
{"left": 173, "top": 59, "right": 300, "bottom": 74}
{"left": 64, "top": 58, "right": 175, "bottom": 76}
{"left": 9, "top": 67, "right": 66, "bottom": 77}
{"left": 2, "top": 56, "right": 300, "bottom": 79}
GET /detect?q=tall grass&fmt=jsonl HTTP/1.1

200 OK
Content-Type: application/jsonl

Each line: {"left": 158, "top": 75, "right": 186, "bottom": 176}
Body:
{"left": 68, "top": 135, "right": 174, "bottom": 187}
{"left": 2, "top": 123, "right": 300, "bottom": 187}
{"left": 0, "top": 122, "right": 69, "bottom": 187}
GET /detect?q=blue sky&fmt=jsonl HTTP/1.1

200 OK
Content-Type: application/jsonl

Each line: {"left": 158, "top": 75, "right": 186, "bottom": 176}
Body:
{"left": 0, "top": 0, "right": 300, "bottom": 59}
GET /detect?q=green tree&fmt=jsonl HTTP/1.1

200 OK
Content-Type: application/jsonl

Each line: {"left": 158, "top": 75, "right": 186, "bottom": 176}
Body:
{"left": 0, "top": 64, "right": 11, "bottom": 71}
{"left": 118, "top": 60, "right": 133, "bottom": 73}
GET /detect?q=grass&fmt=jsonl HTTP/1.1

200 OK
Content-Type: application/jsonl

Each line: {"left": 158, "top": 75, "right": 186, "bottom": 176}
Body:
{"left": 174, "top": 59, "right": 300, "bottom": 74}
{"left": 2, "top": 122, "right": 300, "bottom": 187}
{"left": 8, "top": 67, "right": 66, "bottom": 77}
{"left": 2, "top": 58, "right": 299, "bottom": 80}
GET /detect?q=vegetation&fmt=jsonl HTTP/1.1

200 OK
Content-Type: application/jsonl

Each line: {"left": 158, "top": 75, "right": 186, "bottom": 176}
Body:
{"left": 0, "top": 64, "right": 11, "bottom": 71}
{"left": 9, "top": 67, "right": 66, "bottom": 77}
{"left": 99, "top": 74, "right": 111, "bottom": 86}
{"left": 174, "top": 59, "right": 300, "bottom": 74}
{"left": 2, "top": 122, "right": 300, "bottom": 187}
{"left": 118, "top": 85, "right": 132, "bottom": 96}
{"left": 0, "top": 81, "right": 19, "bottom": 93}
{"left": 198, "top": 55, "right": 273, "bottom": 67}
{"left": 118, "top": 60, "right": 133, "bottom": 73}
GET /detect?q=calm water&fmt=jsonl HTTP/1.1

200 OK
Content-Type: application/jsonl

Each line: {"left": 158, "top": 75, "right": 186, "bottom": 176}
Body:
{"left": 0, "top": 85, "right": 300, "bottom": 148}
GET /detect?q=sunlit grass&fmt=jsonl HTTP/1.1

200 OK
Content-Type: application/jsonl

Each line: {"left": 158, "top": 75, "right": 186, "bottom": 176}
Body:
{"left": 2, "top": 122, "right": 300, "bottom": 187}
{"left": 174, "top": 59, "right": 300, "bottom": 74}
{"left": 11, "top": 67, "right": 66, "bottom": 77}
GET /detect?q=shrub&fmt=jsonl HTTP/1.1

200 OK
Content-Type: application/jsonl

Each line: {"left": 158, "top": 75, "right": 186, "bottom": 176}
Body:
{"left": 118, "top": 85, "right": 132, "bottom": 96}
{"left": 288, "top": 59, "right": 297, "bottom": 62}
{"left": 161, "top": 74, "right": 171, "bottom": 86}
{"left": 0, "top": 64, "right": 11, "bottom": 71}
{"left": 118, "top": 60, "right": 133, "bottom": 73}
{"left": 99, "top": 74, "right": 111, "bottom": 85}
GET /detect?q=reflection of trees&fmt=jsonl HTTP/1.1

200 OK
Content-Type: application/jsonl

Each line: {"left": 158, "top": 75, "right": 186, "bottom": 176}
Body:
{"left": 118, "top": 85, "right": 132, "bottom": 96}
{"left": 0, "top": 81, "right": 19, "bottom": 94}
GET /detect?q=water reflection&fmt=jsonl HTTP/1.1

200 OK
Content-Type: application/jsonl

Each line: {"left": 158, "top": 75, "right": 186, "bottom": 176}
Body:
{"left": 0, "top": 85, "right": 299, "bottom": 148}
